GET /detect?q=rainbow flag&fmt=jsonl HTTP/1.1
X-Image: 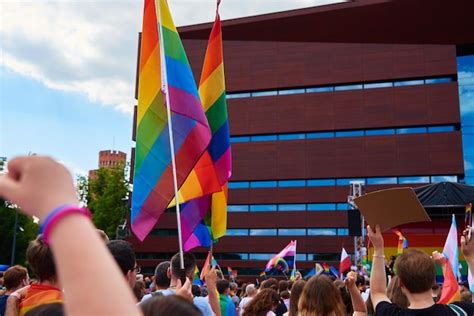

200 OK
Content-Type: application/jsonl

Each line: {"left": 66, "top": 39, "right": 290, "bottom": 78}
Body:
{"left": 438, "top": 215, "right": 461, "bottom": 304}
{"left": 322, "top": 263, "right": 330, "bottom": 273}
{"left": 193, "top": 265, "right": 202, "bottom": 286}
{"left": 181, "top": 2, "right": 231, "bottom": 250}
{"left": 265, "top": 241, "right": 296, "bottom": 274}
{"left": 394, "top": 230, "right": 408, "bottom": 255}
{"left": 131, "top": 0, "right": 212, "bottom": 240}
{"left": 200, "top": 251, "right": 219, "bottom": 280}
{"left": 18, "top": 284, "right": 63, "bottom": 316}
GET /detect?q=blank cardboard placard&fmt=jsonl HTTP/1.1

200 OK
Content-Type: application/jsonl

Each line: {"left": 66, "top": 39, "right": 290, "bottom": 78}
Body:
{"left": 354, "top": 187, "right": 431, "bottom": 232}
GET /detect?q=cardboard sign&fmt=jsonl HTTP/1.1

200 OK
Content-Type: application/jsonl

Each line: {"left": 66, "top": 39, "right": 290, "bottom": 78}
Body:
{"left": 354, "top": 187, "right": 431, "bottom": 232}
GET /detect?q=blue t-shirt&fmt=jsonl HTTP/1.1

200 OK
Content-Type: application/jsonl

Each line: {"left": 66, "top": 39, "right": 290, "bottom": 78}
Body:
{"left": 0, "top": 294, "right": 9, "bottom": 316}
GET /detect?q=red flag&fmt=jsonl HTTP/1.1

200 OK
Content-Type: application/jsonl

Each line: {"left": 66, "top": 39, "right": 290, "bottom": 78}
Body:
{"left": 339, "top": 248, "right": 351, "bottom": 275}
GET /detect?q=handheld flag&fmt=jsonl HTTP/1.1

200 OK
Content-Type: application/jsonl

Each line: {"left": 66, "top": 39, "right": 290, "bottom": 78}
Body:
{"left": 339, "top": 248, "right": 351, "bottom": 276}
{"left": 193, "top": 266, "right": 202, "bottom": 285}
{"left": 132, "top": 0, "right": 212, "bottom": 241}
{"left": 265, "top": 241, "right": 296, "bottom": 274}
{"left": 438, "top": 215, "right": 461, "bottom": 304}
{"left": 181, "top": 0, "right": 231, "bottom": 251}
{"left": 315, "top": 263, "right": 324, "bottom": 276}
{"left": 394, "top": 230, "right": 408, "bottom": 255}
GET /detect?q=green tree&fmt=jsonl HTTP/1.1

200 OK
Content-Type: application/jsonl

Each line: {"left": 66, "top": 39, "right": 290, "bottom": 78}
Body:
{"left": 85, "top": 164, "right": 129, "bottom": 239}
{"left": 0, "top": 200, "right": 39, "bottom": 266}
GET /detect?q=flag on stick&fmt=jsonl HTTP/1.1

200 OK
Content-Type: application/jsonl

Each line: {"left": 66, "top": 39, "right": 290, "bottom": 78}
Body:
{"left": 265, "top": 241, "right": 296, "bottom": 274}
{"left": 438, "top": 215, "right": 461, "bottom": 304}
{"left": 131, "top": 0, "right": 212, "bottom": 241}
{"left": 394, "top": 230, "right": 408, "bottom": 255}
{"left": 339, "top": 247, "right": 351, "bottom": 276}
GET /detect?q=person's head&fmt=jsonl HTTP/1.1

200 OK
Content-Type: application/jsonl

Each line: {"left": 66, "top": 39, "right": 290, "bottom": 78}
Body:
{"left": 278, "top": 280, "right": 289, "bottom": 293}
{"left": 298, "top": 275, "right": 345, "bottom": 316}
{"left": 27, "top": 236, "right": 57, "bottom": 283}
{"left": 192, "top": 284, "right": 202, "bottom": 297}
{"left": 229, "top": 282, "right": 238, "bottom": 295}
{"left": 3, "top": 265, "right": 28, "bottom": 291}
{"left": 395, "top": 249, "right": 436, "bottom": 295}
{"left": 288, "top": 280, "right": 305, "bottom": 316}
{"left": 170, "top": 252, "right": 196, "bottom": 280}
{"left": 245, "top": 284, "right": 257, "bottom": 297}
{"left": 242, "top": 288, "right": 279, "bottom": 316}
{"left": 461, "top": 289, "right": 472, "bottom": 302}
{"left": 355, "top": 274, "right": 366, "bottom": 292}
{"left": 133, "top": 279, "right": 146, "bottom": 301}
{"left": 280, "top": 290, "right": 290, "bottom": 300}
{"left": 140, "top": 295, "right": 201, "bottom": 316}
{"left": 217, "top": 279, "right": 230, "bottom": 295}
{"left": 386, "top": 275, "right": 409, "bottom": 308}
{"left": 106, "top": 240, "right": 137, "bottom": 288}
{"left": 154, "top": 261, "right": 171, "bottom": 290}
{"left": 261, "top": 278, "right": 278, "bottom": 291}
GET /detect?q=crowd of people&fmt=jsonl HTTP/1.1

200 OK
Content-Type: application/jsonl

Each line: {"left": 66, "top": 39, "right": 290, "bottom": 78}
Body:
{"left": 1, "top": 156, "right": 474, "bottom": 315}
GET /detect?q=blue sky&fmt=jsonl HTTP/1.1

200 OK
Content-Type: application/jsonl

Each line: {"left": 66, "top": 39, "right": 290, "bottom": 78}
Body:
{"left": 0, "top": 0, "right": 341, "bottom": 176}
{"left": 458, "top": 55, "right": 474, "bottom": 184}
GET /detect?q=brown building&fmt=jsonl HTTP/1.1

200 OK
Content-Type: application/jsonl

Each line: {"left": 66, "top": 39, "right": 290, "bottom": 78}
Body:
{"left": 129, "top": 0, "right": 474, "bottom": 278}
{"left": 89, "top": 150, "right": 127, "bottom": 180}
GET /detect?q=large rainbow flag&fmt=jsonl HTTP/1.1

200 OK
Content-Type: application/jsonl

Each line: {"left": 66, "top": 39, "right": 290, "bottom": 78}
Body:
{"left": 181, "top": 3, "right": 231, "bottom": 251}
{"left": 131, "top": 0, "right": 212, "bottom": 241}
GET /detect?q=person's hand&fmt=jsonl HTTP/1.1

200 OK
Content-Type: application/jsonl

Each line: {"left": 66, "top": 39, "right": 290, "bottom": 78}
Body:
{"left": 295, "top": 271, "right": 302, "bottom": 280}
{"left": 367, "top": 225, "right": 384, "bottom": 251}
{"left": 461, "top": 226, "right": 474, "bottom": 262}
{"left": 176, "top": 277, "right": 193, "bottom": 302}
{"left": 205, "top": 266, "right": 217, "bottom": 291}
{"left": 344, "top": 271, "right": 357, "bottom": 288}
{"left": 0, "top": 156, "right": 79, "bottom": 221}
{"left": 432, "top": 251, "right": 447, "bottom": 267}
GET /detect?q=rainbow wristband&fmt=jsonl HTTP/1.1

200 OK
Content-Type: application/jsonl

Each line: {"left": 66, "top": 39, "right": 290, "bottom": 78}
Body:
{"left": 40, "top": 204, "right": 92, "bottom": 245}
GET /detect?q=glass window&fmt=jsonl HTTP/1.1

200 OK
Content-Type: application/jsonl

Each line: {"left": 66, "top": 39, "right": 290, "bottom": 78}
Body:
{"left": 336, "top": 178, "right": 366, "bottom": 186}
{"left": 334, "top": 84, "right": 363, "bottom": 91}
{"left": 249, "top": 229, "right": 277, "bottom": 236}
{"left": 431, "top": 175, "right": 458, "bottom": 183}
{"left": 365, "top": 129, "right": 395, "bottom": 136}
{"left": 228, "top": 181, "right": 250, "bottom": 189}
{"left": 306, "top": 86, "right": 334, "bottom": 93}
{"left": 337, "top": 203, "right": 350, "bottom": 210}
{"left": 250, "top": 205, "right": 277, "bottom": 212}
{"left": 278, "top": 228, "right": 306, "bottom": 236}
{"left": 337, "top": 228, "right": 349, "bottom": 236}
{"left": 251, "top": 91, "right": 277, "bottom": 97}
{"left": 226, "top": 229, "right": 249, "bottom": 236}
{"left": 363, "top": 82, "right": 393, "bottom": 89}
{"left": 308, "top": 228, "right": 337, "bottom": 236}
{"left": 428, "top": 126, "right": 455, "bottom": 133}
{"left": 250, "top": 181, "right": 277, "bottom": 188}
{"left": 307, "top": 203, "right": 336, "bottom": 211}
{"left": 394, "top": 80, "right": 424, "bottom": 87}
{"left": 228, "top": 205, "right": 249, "bottom": 212}
{"left": 251, "top": 135, "right": 277, "bottom": 142}
{"left": 278, "top": 204, "right": 306, "bottom": 211}
{"left": 150, "top": 229, "right": 178, "bottom": 236}
{"left": 335, "top": 130, "right": 365, "bottom": 137}
{"left": 278, "top": 133, "right": 306, "bottom": 140}
{"left": 278, "top": 89, "right": 305, "bottom": 95}
{"left": 226, "top": 92, "right": 251, "bottom": 99}
{"left": 278, "top": 180, "right": 306, "bottom": 187}
{"left": 249, "top": 253, "right": 274, "bottom": 260}
{"left": 309, "top": 253, "right": 339, "bottom": 261}
{"left": 396, "top": 127, "right": 427, "bottom": 134}
{"left": 307, "top": 179, "right": 336, "bottom": 186}
{"left": 307, "top": 132, "right": 335, "bottom": 139}
{"left": 367, "top": 177, "right": 398, "bottom": 185}
{"left": 425, "top": 77, "right": 452, "bottom": 84}
{"left": 398, "top": 176, "right": 429, "bottom": 184}
{"left": 230, "top": 136, "right": 250, "bottom": 143}
{"left": 296, "top": 254, "right": 307, "bottom": 261}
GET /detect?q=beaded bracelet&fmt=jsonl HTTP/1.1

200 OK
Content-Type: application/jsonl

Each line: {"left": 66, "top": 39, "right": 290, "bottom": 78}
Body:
{"left": 40, "top": 204, "right": 92, "bottom": 245}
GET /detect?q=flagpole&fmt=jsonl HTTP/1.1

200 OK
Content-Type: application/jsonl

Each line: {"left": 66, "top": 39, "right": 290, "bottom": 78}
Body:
{"left": 156, "top": 0, "right": 184, "bottom": 270}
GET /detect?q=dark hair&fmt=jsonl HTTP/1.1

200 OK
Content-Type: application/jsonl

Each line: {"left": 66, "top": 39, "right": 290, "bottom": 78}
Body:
{"left": 171, "top": 252, "right": 196, "bottom": 279}
{"left": 4, "top": 265, "right": 28, "bottom": 290}
{"left": 217, "top": 279, "right": 230, "bottom": 294}
{"left": 27, "top": 236, "right": 57, "bottom": 282}
{"left": 243, "top": 288, "right": 279, "bottom": 316}
{"left": 280, "top": 290, "right": 290, "bottom": 299}
{"left": 106, "top": 240, "right": 136, "bottom": 275}
{"left": 278, "top": 280, "right": 289, "bottom": 293}
{"left": 24, "top": 303, "right": 64, "bottom": 316}
{"left": 261, "top": 278, "right": 278, "bottom": 291}
{"left": 140, "top": 295, "right": 201, "bottom": 316}
{"left": 288, "top": 280, "right": 305, "bottom": 316}
{"left": 154, "top": 261, "right": 171, "bottom": 288}
{"left": 133, "top": 279, "right": 146, "bottom": 301}
{"left": 395, "top": 249, "right": 436, "bottom": 293}
{"left": 298, "top": 275, "right": 345, "bottom": 316}
{"left": 192, "top": 284, "right": 202, "bottom": 297}
{"left": 386, "top": 275, "right": 409, "bottom": 308}
{"left": 334, "top": 279, "right": 353, "bottom": 314}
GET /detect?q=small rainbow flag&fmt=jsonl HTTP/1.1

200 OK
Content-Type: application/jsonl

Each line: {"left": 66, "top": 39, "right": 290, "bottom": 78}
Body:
{"left": 438, "top": 215, "right": 461, "bottom": 304}
{"left": 131, "top": 0, "right": 212, "bottom": 241}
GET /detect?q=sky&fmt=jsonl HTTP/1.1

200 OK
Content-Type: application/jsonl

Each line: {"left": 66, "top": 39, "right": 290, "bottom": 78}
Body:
{"left": 0, "top": 0, "right": 343, "bottom": 177}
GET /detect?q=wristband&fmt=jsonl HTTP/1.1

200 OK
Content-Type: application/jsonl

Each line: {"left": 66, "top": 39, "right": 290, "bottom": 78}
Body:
{"left": 40, "top": 205, "right": 92, "bottom": 245}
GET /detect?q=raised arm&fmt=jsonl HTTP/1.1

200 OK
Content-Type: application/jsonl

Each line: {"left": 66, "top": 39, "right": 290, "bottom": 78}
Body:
{"left": 345, "top": 271, "right": 367, "bottom": 316}
{"left": 367, "top": 225, "right": 390, "bottom": 309}
{"left": 205, "top": 267, "right": 222, "bottom": 316}
{"left": 0, "top": 156, "right": 142, "bottom": 316}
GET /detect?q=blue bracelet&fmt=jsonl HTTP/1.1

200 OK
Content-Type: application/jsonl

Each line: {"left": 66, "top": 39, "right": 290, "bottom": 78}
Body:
{"left": 39, "top": 204, "right": 77, "bottom": 234}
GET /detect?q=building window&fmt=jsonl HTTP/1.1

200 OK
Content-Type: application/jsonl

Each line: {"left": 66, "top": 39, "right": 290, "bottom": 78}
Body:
{"left": 249, "top": 253, "right": 274, "bottom": 260}
{"left": 396, "top": 127, "right": 427, "bottom": 134}
{"left": 226, "top": 229, "right": 249, "bottom": 236}
{"left": 249, "top": 229, "right": 277, "bottom": 236}
{"left": 365, "top": 129, "right": 395, "bottom": 136}
{"left": 228, "top": 205, "right": 249, "bottom": 212}
{"left": 306, "top": 132, "right": 335, "bottom": 139}
{"left": 335, "top": 130, "right": 365, "bottom": 137}
{"left": 428, "top": 126, "right": 455, "bottom": 133}
{"left": 431, "top": 175, "right": 458, "bottom": 183}
{"left": 278, "top": 204, "right": 306, "bottom": 211}
{"left": 394, "top": 79, "right": 424, "bottom": 87}
{"left": 230, "top": 136, "right": 250, "bottom": 143}
{"left": 278, "top": 228, "right": 306, "bottom": 236}
{"left": 278, "top": 133, "right": 306, "bottom": 140}
{"left": 398, "top": 176, "right": 430, "bottom": 184}
{"left": 425, "top": 77, "right": 452, "bottom": 84}
{"left": 363, "top": 82, "right": 393, "bottom": 89}
{"left": 336, "top": 178, "right": 365, "bottom": 186}
{"left": 367, "top": 177, "right": 397, "bottom": 185}
{"left": 250, "top": 205, "right": 277, "bottom": 212}
{"left": 337, "top": 203, "right": 350, "bottom": 210}
{"left": 228, "top": 181, "right": 250, "bottom": 189}
{"left": 334, "top": 84, "right": 363, "bottom": 91}
{"left": 307, "top": 203, "right": 337, "bottom": 211}
{"left": 251, "top": 91, "right": 277, "bottom": 97}
{"left": 306, "top": 86, "right": 334, "bottom": 93}
{"left": 307, "top": 228, "right": 337, "bottom": 236}
{"left": 279, "top": 88, "right": 305, "bottom": 95}
{"left": 278, "top": 180, "right": 306, "bottom": 187}
{"left": 250, "top": 181, "right": 277, "bottom": 188}
{"left": 307, "top": 179, "right": 336, "bottom": 186}
{"left": 250, "top": 135, "right": 278, "bottom": 142}
{"left": 337, "top": 228, "right": 349, "bottom": 236}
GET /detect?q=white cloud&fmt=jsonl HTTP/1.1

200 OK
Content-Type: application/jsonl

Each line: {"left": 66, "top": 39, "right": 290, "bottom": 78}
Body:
{"left": 1, "top": 0, "right": 344, "bottom": 114}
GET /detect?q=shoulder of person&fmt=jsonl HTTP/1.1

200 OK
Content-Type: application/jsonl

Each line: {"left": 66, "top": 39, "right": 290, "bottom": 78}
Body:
{"left": 374, "top": 301, "right": 403, "bottom": 315}
{"left": 449, "top": 302, "right": 474, "bottom": 315}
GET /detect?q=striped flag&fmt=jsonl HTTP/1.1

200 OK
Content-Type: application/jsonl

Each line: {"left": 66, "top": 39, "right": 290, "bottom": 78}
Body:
{"left": 181, "top": 2, "right": 231, "bottom": 250}
{"left": 438, "top": 214, "right": 461, "bottom": 304}
{"left": 200, "top": 251, "right": 219, "bottom": 280}
{"left": 265, "top": 241, "right": 296, "bottom": 274}
{"left": 394, "top": 230, "right": 408, "bottom": 255}
{"left": 131, "top": 0, "right": 212, "bottom": 240}
{"left": 193, "top": 266, "right": 202, "bottom": 285}
{"left": 339, "top": 248, "right": 351, "bottom": 275}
